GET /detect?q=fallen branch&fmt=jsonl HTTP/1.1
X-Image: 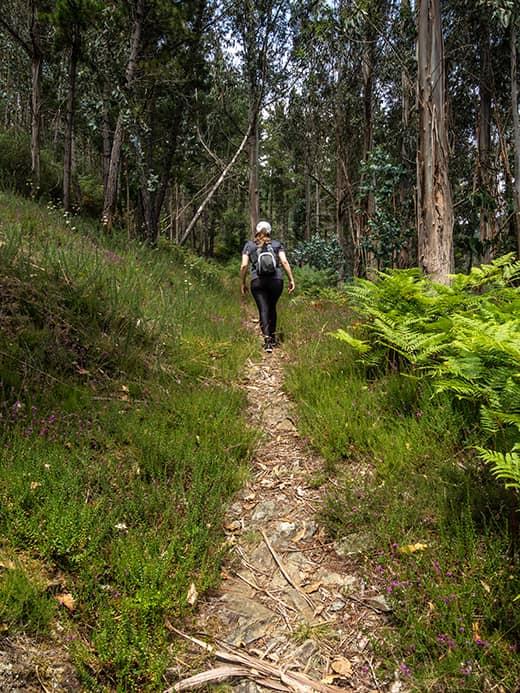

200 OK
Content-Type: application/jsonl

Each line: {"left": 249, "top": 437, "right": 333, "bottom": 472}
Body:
{"left": 178, "top": 120, "right": 253, "bottom": 246}
{"left": 260, "top": 530, "right": 315, "bottom": 610}
{"left": 165, "top": 666, "right": 250, "bottom": 691}
{"left": 165, "top": 622, "right": 345, "bottom": 693}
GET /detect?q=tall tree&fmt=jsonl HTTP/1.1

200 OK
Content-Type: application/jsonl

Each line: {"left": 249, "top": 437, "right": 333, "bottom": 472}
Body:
{"left": 102, "top": 0, "right": 145, "bottom": 230}
{"left": 0, "top": 1, "right": 49, "bottom": 194}
{"left": 416, "top": 0, "right": 454, "bottom": 282}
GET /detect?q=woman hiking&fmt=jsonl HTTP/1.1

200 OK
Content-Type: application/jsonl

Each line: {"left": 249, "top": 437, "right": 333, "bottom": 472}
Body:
{"left": 240, "top": 221, "right": 295, "bottom": 353}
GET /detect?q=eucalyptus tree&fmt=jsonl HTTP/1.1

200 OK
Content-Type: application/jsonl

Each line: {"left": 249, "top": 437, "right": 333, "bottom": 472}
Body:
{"left": 226, "top": 0, "right": 292, "bottom": 234}
{"left": 49, "top": 0, "right": 102, "bottom": 211}
{"left": 0, "top": 0, "right": 52, "bottom": 194}
{"left": 102, "top": 0, "right": 145, "bottom": 230}
{"left": 416, "top": 0, "right": 453, "bottom": 282}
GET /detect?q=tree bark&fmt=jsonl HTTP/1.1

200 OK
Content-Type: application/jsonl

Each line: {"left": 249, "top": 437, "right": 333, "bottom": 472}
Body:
{"left": 511, "top": 22, "right": 520, "bottom": 258}
{"left": 477, "top": 23, "right": 496, "bottom": 262}
{"left": 248, "top": 107, "right": 259, "bottom": 234}
{"left": 63, "top": 34, "right": 79, "bottom": 212}
{"left": 416, "top": 0, "right": 454, "bottom": 283}
{"left": 102, "top": 0, "right": 144, "bottom": 230}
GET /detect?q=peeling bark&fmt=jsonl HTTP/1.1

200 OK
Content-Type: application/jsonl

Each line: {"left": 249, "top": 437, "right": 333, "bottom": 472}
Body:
{"left": 416, "top": 0, "right": 454, "bottom": 283}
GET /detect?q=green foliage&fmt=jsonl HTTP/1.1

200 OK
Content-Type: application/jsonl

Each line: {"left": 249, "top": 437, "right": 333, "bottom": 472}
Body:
{"left": 292, "top": 234, "right": 344, "bottom": 276}
{"left": 283, "top": 292, "right": 520, "bottom": 690}
{"left": 0, "top": 131, "right": 62, "bottom": 198}
{"left": 331, "top": 256, "right": 520, "bottom": 494}
{"left": 293, "top": 264, "right": 338, "bottom": 295}
{"left": 358, "top": 146, "right": 413, "bottom": 269}
{"left": 0, "top": 566, "right": 55, "bottom": 635}
{"left": 0, "top": 193, "right": 256, "bottom": 688}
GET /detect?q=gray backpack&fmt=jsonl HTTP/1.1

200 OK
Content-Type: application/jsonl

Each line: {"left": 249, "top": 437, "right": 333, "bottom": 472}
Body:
{"left": 256, "top": 243, "right": 277, "bottom": 275}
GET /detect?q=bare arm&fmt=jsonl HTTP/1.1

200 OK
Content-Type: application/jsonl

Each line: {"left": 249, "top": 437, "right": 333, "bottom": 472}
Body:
{"left": 240, "top": 253, "right": 250, "bottom": 294}
{"left": 278, "top": 250, "right": 295, "bottom": 293}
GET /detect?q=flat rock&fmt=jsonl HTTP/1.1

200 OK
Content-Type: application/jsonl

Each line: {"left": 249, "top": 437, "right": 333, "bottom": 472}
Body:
{"left": 334, "top": 532, "right": 373, "bottom": 557}
{"left": 219, "top": 593, "right": 278, "bottom": 646}
{"left": 251, "top": 500, "right": 277, "bottom": 523}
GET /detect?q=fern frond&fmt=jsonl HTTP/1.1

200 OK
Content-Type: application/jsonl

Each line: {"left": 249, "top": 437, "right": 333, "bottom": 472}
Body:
{"left": 331, "top": 329, "right": 371, "bottom": 353}
{"left": 477, "top": 444, "right": 520, "bottom": 490}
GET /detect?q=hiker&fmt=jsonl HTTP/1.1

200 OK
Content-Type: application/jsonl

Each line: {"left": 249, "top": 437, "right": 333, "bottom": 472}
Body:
{"left": 240, "top": 221, "right": 295, "bottom": 353}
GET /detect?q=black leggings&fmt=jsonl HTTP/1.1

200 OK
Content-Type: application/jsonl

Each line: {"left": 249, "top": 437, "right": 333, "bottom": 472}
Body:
{"left": 251, "top": 277, "right": 283, "bottom": 337}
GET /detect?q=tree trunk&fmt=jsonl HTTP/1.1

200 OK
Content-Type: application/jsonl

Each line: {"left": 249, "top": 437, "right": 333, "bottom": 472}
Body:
{"left": 416, "top": 0, "right": 454, "bottom": 283}
{"left": 30, "top": 51, "right": 42, "bottom": 195}
{"left": 101, "top": 89, "right": 112, "bottom": 193}
{"left": 361, "top": 33, "right": 376, "bottom": 277}
{"left": 511, "top": 22, "right": 520, "bottom": 258}
{"left": 102, "top": 0, "right": 144, "bottom": 229}
{"left": 248, "top": 108, "right": 259, "bottom": 234}
{"left": 63, "top": 35, "right": 79, "bottom": 212}
{"left": 477, "top": 24, "right": 496, "bottom": 262}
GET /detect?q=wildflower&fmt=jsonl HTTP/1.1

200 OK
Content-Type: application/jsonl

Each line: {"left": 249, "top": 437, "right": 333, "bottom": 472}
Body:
{"left": 436, "top": 633, "right": 457, "bottom": 649}
{"left": 399, "top": 662, "right": 411, "bottom": 677}
{"left": 460, "top": 662, "right": 472, "bottom": 676}
{"left": 114, "top": 522, "right": 128, "bottom": 531}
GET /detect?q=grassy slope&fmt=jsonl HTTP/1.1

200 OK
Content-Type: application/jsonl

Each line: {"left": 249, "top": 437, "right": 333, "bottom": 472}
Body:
{"left": 0, "top": 193, "right": 256, "bottom": 690}
{"left": 283, "top": 291, "right": 520, "bottom": 692}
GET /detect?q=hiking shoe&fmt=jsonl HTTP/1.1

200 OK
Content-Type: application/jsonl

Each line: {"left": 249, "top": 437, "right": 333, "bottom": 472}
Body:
{"left": 263, "top": 337, "right": 273, "bottom": 353}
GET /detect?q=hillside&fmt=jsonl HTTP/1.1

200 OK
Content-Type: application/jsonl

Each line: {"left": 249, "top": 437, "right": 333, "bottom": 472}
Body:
{"left": 0, "top": 193, "right": 256, "bottom": 689}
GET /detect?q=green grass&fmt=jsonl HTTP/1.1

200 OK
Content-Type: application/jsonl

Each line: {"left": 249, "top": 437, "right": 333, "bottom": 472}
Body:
{"left": 0, "top": 192, "right": 256, "bottom": 689}
{"left": 283, "top": 293, "right": 520, "bottom": 692}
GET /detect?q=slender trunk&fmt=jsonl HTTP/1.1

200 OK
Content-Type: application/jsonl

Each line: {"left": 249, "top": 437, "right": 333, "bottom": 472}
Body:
{"left": 63, "top": 35, "right": 79, "bottom": 212}
{"left": 304, "top": 165, "right": 311, "bottom": 240}
{"left": 101, "top": 89, "right": 112, "bottom": 193}
{"left": 478, "top": 24, "right": 496, "bottom": 262}
{"left": 30, "top": 51, "right": 42, "bottom": 195}
{"left": 511, "top": 23, "right": 520, "bottom": 257}
{"left": 315, "top": 181, "right": 320, "bottom": 235}
{"left": 102, "top": 0, "right": 144, "bottom": 229}
{"left": 399, "top": 0, "right": 412, "bottom": 268}
{"left": 416, "top": 0, "right": 454, "bottom": 283}
{"left": 248, "top": 108, "right": 259, "bottom": 233}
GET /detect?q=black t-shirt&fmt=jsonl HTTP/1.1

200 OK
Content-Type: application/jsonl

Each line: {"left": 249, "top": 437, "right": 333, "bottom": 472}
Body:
{"left": 242, "top": 239, "right": 284, "bottom": 280}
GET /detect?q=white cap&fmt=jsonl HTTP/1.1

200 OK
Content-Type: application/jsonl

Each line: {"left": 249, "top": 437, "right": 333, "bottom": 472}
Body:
{"left": 255, "top": 221, "right": 271, "bottom": 235}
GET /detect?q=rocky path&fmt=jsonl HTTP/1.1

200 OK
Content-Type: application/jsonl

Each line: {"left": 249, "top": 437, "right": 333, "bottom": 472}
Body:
{"left": 172, "top": 343, "right": 395, "bottom": 692}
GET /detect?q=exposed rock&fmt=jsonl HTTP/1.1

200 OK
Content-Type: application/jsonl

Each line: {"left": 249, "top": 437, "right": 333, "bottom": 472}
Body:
{"left": 251, "top": 500, "right": 277, "bottom": 523}
{"left": 334, "top": 532, "right": 374, "bottom": 557}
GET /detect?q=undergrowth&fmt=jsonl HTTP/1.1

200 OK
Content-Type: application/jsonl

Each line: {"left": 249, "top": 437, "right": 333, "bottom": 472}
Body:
{"left": 0, "top": 193, "right": 256, "bottom": 690}
{"left": 283, "top": 287, "right": 520, "bottom": 692}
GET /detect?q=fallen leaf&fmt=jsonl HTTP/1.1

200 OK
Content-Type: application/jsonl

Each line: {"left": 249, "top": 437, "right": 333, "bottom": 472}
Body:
{"left": 292, "top": 525, "right": 306, "bottom": 544}
{"left": 472, "top": 621, "right": 481, "bottom": 642}
{"left": 187, "top": 582, "right": 198, "bottom": 606}
{"left": 331, "top": 657, "right": 353, "bottom": 677}
{"left": 321, "top": 675, "right": 340, "bottom": 684}
{"left": 480, "top": 580, "right": 491, "bottom": 594}
{"left": 55, "top": 593, "right": 76, "bottom": 611}
{"left": 0, "top": 559, "right": 16, "bottom": 571}
{"left": 302, "top": 581, "right": 322, "bottom": 594}
{"left": 398, "top": 542, "right": 428, "bottom": 554}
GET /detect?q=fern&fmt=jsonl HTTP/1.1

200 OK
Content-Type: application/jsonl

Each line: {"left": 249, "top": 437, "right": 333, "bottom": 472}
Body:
{"left": 477, "top": 444, "right": 520, "bottom": 490}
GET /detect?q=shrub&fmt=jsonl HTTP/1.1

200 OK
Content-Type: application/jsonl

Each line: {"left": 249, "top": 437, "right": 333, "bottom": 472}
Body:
{"left": 0, "top": 131, "right": 62, "bottom": 198}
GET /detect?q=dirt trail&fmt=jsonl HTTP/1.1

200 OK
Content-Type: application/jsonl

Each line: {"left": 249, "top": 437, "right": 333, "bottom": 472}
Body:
{"left": 175, "top": 340, "right": 397, "bottom": 692}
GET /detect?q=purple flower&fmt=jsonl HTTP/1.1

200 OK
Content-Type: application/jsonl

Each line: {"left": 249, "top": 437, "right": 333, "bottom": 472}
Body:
{"left": 475, "top": 638, "right": 489, "bottom": 648}
{"left": 460, "top": 662, "right": 472, "bottom": 676}
{"left": 399, "top": 663, "right": 411, "bottom": 677}
{"left": 436, "top": 633, "right": 456, "bottom": 649}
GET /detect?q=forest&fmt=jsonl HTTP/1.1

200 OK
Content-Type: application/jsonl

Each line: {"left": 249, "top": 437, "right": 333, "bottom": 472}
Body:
{"left": 0, "top": 1, "right": 520, "bottom": 692}
{"left": 0, "top": 0, "right": 519, "bottom": 277}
